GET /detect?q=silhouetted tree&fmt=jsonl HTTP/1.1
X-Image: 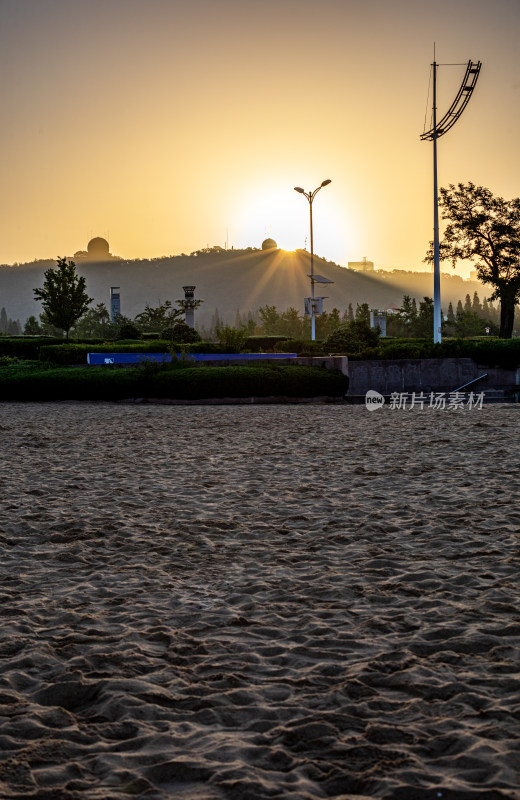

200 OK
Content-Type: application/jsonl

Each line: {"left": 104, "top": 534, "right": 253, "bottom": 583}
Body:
{"left": 39, "top": 313, "right": 64, "bottom": 337}
{"left": 447, "top": 302, "right": 455, "bottom": 323}
{"left": 24, "top": 315, "right": 42, "bottom": 335}
{"left": 323, "top": 319, "right": 380, "bottom": 355}
{"left": 134, "top": 300, "right": 182, "bottom": 332}
{"left": 214, "top": 324, "right": 249, "bottom": 353}
{"left": 210, "top": 309, "right": 224, "bottom": 338}
{"left": 161, "top": 322, "right": 201, "bottom": 344}
{"left": 455, "top": 309, "right": 487, "bottom": 337}
{"left": 472, "top": 291, "right": 482, "bottom": 315}
{"left": 427, "top": 182, "right": 520, "bottom": 337}
{"left": 400, "top": 295, "right": 418, "bottom": 327}
{"left": 414, "top": 297, "right": 434, "bottom": 338}
{"left": 33, "top": 257, "right": 92, "bottom": 341}
{"left": 317, "top": 308, "right": 341, "bottom": 339}
{"left": 280, "top": 307, "right": 304, "bottom": 339}
{"left": 258, "top": 305, "right": 282, "bottom": 335}
{"left": 72, "top": 303, "right": 112, "bottom": 338}
{"left": 117, "top": 319, "right": 142, "bottom": 340}
{"left": 355, "top": 302, "right": 370, "bottom": 324}
{"left": 388, "top": 295, "right": 419, "bottom": 337}
{"left": 232, "top": 310, "right": 257, "bottom": 334}
{"left": 481, "top": 297, "right": 501, "bottom": 327}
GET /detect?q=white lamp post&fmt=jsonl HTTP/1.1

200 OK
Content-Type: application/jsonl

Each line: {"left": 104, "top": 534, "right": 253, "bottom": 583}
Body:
{"left": 294, "top": 179, "right": 331, "bottom": 341}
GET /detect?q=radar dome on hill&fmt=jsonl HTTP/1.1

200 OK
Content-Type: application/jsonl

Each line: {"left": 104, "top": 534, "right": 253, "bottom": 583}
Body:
{"left": 261, "top": 238, "right": 277, "bottom": 250}
{"left": 87, "top": 237, "right": 110, "bottom": 259}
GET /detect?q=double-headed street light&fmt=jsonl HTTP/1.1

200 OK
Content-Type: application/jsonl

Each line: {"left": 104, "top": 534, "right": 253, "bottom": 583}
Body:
{"left": 294, "top": 179, "right": 331, "bottom": 340}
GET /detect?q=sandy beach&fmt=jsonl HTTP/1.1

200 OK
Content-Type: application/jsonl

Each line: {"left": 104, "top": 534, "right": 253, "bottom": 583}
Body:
{"left": 0, "top": 401, "right": 519, "bottom": 800}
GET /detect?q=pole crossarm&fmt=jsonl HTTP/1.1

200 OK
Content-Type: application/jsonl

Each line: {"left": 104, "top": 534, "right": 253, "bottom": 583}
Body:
{"left": 421, "top": 60, "right": 481, "bottom": 141}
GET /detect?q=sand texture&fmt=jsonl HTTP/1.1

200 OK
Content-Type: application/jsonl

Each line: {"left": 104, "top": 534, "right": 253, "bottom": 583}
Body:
{"left": 0, "top": 402, "right": 519, "bottom": 800}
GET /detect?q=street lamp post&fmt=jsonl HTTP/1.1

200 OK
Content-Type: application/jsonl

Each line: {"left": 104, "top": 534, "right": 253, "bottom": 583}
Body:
{"left": 294, "top": 179, "right": 331, "bottom": 341}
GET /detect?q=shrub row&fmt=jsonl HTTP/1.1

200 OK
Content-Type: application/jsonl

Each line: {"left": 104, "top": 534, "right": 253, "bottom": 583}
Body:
{"left": 244, "top": 335, "right": 295, "bottom": 350}
{"left": 0, "top": 364, "right": 349, "bottom": 402}
{"left": 0, "top": 337, "right": 66, "bottom": 359}
{"left": 273, "top": 339, "right": 326, "bottom": 356}
{"left": 0, "top": 337, "right": 113, "bottom": 360}
{"left": 269, "top": 335, "right": 520, "bottom": 368}
{"left": 357, "top": 338, "right": 520, "bottom": 369}
{"left": 5, "top": 334, "right": 520, "bottom": 369}
{"left": 38, "top": 338, "right": 307, "bottom": 364}
{"left": 38, "top": 341, "right": 228, "bottom": 364}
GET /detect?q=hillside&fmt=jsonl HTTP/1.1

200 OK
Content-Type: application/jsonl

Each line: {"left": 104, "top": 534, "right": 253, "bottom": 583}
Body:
{"left": 0, "top": 248, "right": 489, "bottom": 329}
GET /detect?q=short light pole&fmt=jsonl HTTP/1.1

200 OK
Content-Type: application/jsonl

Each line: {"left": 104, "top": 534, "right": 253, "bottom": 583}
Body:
{"left": 294, "top": 179, "right": 331, "bottom": 340}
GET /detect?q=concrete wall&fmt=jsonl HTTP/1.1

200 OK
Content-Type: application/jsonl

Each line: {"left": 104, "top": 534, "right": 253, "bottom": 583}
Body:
{"left": 345, "top": 357, "right": 519, "bottom": 396}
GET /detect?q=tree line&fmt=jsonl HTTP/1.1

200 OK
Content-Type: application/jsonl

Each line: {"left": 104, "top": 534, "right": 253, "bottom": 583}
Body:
{"left": 13, "top": 285, "right": 508, "bottom": 342}
{"left": 386, "top": 292, "right": 502, "bottom": 338}
{"left": 0, "top": 308, "right": 22, "bottom": 335}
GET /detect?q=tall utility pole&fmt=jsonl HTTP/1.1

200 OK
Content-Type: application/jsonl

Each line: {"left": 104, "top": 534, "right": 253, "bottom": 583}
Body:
{"left": 421, "top": 57, "right": 481, "bottom": 343}
{"left": 432, "top": 60, "right": 441, "bottom": 344}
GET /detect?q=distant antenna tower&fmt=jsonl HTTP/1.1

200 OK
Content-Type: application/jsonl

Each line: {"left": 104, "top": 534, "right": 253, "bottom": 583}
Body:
{"left": 421, "top": 53, "right": 481, "bottom": 343}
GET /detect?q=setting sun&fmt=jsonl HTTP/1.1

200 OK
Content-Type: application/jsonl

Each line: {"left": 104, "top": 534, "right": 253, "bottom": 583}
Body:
{"left": 233, "top": 181, "right": 353, "bottom": 259}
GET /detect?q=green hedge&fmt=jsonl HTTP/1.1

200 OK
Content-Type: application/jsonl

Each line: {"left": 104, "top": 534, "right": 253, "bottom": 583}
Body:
{"left": 35, "top": 335, "right": 520, "bottom": 369}
{"left": 244, "top": 335, "right": 293, "bottom": 351}
{"left": 0, "top": 364, "right": 349, "bottom": 401}
{"left": 350, "top": 338, "right": 520, "bottom": 369}
{"left": 0, "top": 337, "right": 65, "bottom": 359}
{"left": 273, "top": 339, "right": 325, "bottom": 356}
{"left": 38, "top": 340, "right": 225, "bottom": 364}
{"left": 38, "top": 339, "right": 306, "bottom": 364}
{"left": 0, "top": 337, "right": 113, "bottom": 359}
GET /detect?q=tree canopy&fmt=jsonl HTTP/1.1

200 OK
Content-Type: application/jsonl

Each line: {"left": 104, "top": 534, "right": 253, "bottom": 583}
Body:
{"left": 428, "top": 182, "right": 520, "bottom": 338}
{"left": 33, "top": 258, "right": 92, "bottom": 340}
{"left": 323, "top": 319, "right": 380, "bottom": 355}
{"left": 133, "top": 300, "right": 183, "bottom": 332}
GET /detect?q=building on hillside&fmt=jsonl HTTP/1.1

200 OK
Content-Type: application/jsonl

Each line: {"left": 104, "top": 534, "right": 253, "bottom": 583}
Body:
{"left": 74, "top": 237, "right": 121, "bottom": 261}
{"left": 348, "top": 257, "right": 374, "bottom": 272}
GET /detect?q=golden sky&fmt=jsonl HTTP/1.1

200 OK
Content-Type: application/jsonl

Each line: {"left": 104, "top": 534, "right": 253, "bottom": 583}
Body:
{"left": 1, "top": 0, "right": 518, "bottom": 276}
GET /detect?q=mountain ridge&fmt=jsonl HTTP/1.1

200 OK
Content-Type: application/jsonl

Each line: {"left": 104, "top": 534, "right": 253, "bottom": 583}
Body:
{"left": 0, "top": 248, "right": 487, "bottom": 328}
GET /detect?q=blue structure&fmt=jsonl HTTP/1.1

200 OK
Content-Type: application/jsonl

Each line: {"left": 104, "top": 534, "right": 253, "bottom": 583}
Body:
{"left": 87, "top": 352, "right": 297, "bottom": 365}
